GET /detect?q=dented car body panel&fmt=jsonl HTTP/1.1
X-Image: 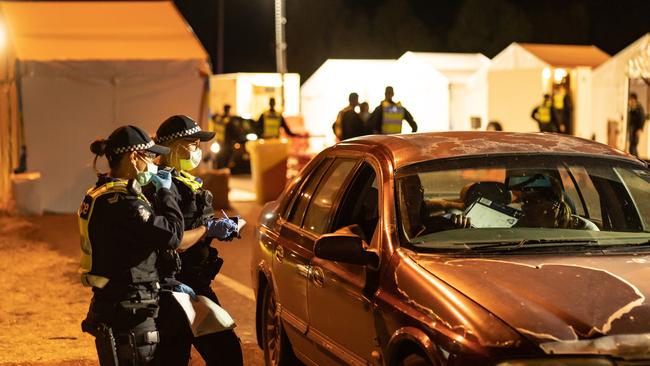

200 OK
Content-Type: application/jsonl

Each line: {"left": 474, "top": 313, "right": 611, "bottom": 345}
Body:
{"left": 251, "top": 132, "right": 650, "bottom": 365}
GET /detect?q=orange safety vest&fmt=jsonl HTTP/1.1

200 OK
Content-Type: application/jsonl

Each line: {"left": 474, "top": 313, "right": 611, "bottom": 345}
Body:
{"left": 381, "top": 101, "right": 405, "bottom": 134}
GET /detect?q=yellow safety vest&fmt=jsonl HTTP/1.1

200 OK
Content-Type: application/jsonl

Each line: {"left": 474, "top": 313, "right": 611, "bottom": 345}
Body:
{"left": 381, "top": 101, "right": 405, "bottom": 134}
{"left": 174, "top": 170, "right": 203, "bottom": 192}
{"left": 553, "top": 93, "right": 565, "bottom": 110}
{"left": 210, "top": 116, "right": 228, "bottom": 144}
{"left": 78, "top": 180, "right": 149, "bottom": 288}
{"left": 262, "top": 111, "right": 282, "bottom": 139}
{"left": 537, "top": 101, "right": 552, "bottom": 123}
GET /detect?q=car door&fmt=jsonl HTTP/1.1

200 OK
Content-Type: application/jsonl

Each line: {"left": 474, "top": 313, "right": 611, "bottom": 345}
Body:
{"left": 272, "top": 158, "right": 358, "bottom": 356}
{"left": 306, "top": 161, "right": 383, "bottom": 366}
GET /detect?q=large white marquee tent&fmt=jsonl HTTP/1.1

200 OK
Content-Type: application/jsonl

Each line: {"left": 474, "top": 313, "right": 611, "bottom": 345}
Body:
{"left": 0, "top": 1, "right": 210, "bottom": 212}
{"left": 488, "top": 42, "right": 610, "bottom": 136}
{"left": 593, "top": 33, "right": 650, "bottom": 154}
{"left": 301, "top": 52, "right": 492, "bottom": 138}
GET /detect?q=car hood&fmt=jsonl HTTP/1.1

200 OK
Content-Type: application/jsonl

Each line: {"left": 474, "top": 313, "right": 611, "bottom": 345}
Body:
{"left": 413, "top": 252, "right": 650, "bottom": 354}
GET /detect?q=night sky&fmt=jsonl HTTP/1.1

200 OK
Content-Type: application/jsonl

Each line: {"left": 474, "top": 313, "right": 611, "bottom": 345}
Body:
{"left": 173, "top": 0, "right": 650, "bottom": 81}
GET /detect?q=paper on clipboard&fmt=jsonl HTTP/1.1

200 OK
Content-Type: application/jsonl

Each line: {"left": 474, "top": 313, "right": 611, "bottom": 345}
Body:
{"left": 171, "top": 292, "right": 236, "bottom": 337}
{"left": 464, "top": 198, "right": 519, "bottom": 228}
{"left": 236, "top": 218, "right": 247, "bottom": 234}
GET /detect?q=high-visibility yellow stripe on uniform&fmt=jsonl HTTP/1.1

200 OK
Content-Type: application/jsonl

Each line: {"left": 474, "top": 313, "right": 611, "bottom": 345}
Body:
{"left": 263, "top": 112, "right": 281, "bottom": 139}
{"left": 382, "top": 102, "right": 405, "bottom": 134}
{"left": 78, "top": 180, "right": 148, "bottom": 288}
{"left": 174, "top": 170, "right": 203, "bottom": 192}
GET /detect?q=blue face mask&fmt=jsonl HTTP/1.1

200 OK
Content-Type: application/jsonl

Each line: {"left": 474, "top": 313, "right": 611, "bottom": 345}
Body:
{"left": 135, "top": 158, "right": 158, "bottom": 186}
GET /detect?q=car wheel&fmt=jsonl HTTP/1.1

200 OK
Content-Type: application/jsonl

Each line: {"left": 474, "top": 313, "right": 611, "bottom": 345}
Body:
{"left": 262, "top": 285, "right": 300, "bottom": 366}
{"left": 398, "top": 353, "right": 431, "bottom": 366}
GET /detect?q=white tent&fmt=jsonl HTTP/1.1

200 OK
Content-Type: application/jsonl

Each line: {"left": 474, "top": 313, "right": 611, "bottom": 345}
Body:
{"left": 301, "top": 58, "right": 450, "bottom": 138}
{"left": 593, "top": 33, "right": 650, "bottom": 156}
{"left": 0, "top": 1, "right": 210, "bottom": 212}
{"left": 489, "top": 43, "right": 609, "bottom": 136}
{"left": 210, "top": 73, "right": 301, "bottom": 119}
{"left": 398, "top": 52, "right": 490, "bottom": 130}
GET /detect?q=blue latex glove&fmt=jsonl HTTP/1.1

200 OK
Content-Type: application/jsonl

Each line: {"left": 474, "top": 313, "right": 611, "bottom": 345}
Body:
{"left": 173, "top": 283, "right": 197, "bottom": 300}
{"left": 205, "top": 218, "right": 238, "bottom": 241}
{"left": 150, "top": 170, "right": 172, "bottom": 191}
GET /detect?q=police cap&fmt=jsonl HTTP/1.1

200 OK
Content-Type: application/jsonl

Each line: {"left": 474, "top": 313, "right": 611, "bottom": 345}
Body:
{"left": 155, "top": 115, "right": 215, "bottom": 144}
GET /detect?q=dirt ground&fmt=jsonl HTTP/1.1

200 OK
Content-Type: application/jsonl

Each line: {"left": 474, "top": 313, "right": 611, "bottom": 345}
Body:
{"left": 0, "top": 215, "right": 96, "bottom": 365}
{"left": 0, "top": 213, "right": 262, "bottom": 366}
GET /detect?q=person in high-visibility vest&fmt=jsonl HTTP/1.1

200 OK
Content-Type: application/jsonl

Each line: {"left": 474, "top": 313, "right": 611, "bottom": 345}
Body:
{"left": 552, "top": 84, "right": 572, "bottom": 134}
{"left": 256, "top": 97, "right": 302, "bottom": 139}
{"left": 209, "top": 104, "right": 240, "bottom": 169}
{"left": 153, "top": 115, "right": 243, "bottom": 365}
{"left": 368, "top": 86, "right": 418, "bottom": 134}
{"left": 531, "top": 94, "right": 558, "bottom": 133}
{"left": 79, "top": 125, "right": 184, "bottom": 365}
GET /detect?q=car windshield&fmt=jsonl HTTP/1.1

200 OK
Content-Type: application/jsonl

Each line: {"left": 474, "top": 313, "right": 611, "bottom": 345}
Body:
{"left": 396, "top": 154, "right": 650, "bottom": 252}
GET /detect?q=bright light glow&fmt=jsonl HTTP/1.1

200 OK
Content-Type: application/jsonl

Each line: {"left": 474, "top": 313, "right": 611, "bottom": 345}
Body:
{"left": 553, "top": 68, "right": 567, "bottom": 83}
{"left": 241, "top": 114, "right": 251, "bottom": 119}
{"left": 542, "top": 67, "right": 551, "bottom": 80}
{"left": 246, "top": 133, "right": 258, "bottom": 141}
{"left": 210, "top": 142, "right": 221, "bottom": 154}
{"left": 0, "top": 21, "right": 6, "bottom": 50}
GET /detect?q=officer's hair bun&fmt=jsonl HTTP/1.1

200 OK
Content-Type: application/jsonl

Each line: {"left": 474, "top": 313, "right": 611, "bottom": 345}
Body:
{"left": 90, "top": 139, "right": 108, "bottom": 156}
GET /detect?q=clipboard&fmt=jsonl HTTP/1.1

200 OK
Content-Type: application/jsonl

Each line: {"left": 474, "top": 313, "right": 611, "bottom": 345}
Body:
{"left": 464, "top": 197, "right": 520, "bottom": 228}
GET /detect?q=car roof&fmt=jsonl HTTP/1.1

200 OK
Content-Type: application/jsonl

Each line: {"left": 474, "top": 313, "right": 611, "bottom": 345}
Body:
{"left": 340, "top": 131, "right": 641, "bottom": 169}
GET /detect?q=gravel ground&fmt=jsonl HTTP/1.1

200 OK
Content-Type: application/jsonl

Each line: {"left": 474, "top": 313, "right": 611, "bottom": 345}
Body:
{"left": 0, "top": 213, "right": 263, "bottom": 366}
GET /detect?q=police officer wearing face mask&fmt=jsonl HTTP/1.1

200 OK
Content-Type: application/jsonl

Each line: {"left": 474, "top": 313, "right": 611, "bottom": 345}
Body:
{"left": 153, "top": 115, "right": 243, "bottom": 366}
{"left": 79, "top": 125, "right": 184, "bottom": 365}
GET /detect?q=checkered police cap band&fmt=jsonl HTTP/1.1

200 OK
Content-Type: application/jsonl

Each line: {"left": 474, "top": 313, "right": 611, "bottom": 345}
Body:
{"left": 112, "top": 140, "right": 155, "bottom": 154}
{"left": 155, "top": 126, "right": 201, "bottom": 143}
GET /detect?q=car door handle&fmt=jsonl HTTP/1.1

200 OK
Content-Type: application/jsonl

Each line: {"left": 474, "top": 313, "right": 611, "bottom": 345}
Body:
{"left": 275, "top": 245, "right": 285, "bottom": 263}
{"left": 311, "top": 266, "right": 324, "bottom": 287}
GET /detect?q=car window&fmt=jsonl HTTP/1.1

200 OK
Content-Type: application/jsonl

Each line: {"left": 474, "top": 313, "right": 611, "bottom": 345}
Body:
{"left": 395, "top": 155, "right": 650, "bottom": 251}
{"left": 286, "top": 158, "right": 332, "bottom": 226}
{"left": 331, "top": 163, "right": 379, "bottom": 243}
{"left": 302, "top": 159, "right": 358, "bottom": 234}
{"left": 559, "top": 165, "right": 603, "bottom": 221}
{"left": 615, "top": 168, "right": 650, "bottom": 231}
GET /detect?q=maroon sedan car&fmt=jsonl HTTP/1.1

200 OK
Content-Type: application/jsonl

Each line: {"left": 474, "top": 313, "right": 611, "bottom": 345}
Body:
{"left": 251, "top": 132, "right": 650, "bottom": 366}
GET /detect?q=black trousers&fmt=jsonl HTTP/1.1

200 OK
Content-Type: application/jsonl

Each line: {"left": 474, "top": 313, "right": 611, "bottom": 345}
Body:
{"left": 86, "top": 299, "right": 159, "bottom": 366}
{"left": 630, "top": 130, "right": 640, "bottom": 157}
{"left": 154, "top": 291, "right": 193, "bottom": 365}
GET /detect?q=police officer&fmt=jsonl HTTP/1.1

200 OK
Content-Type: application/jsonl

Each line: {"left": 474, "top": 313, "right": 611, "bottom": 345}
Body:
{"left": 154, "top": 115, "right": 243, "bottom": 366}
{"left": 79, "top": 125, "right": 184, "bottom": 365}
{"left": 209, "top": 104, "right": 240, "bottom": 169}
{"left": 332, "top": 92, "right": 366, "bottom": 141}
{"left": 552, "top": 84, "right": 572, "bottom": 134}
{"left": 531, "top": 94, "right": 557, "bottom": 133}
{"left": 368, "top": 86, "right": 418, "bottom": 134}
{"left": 256, "top": 97, "right": 303, "bottom": 139}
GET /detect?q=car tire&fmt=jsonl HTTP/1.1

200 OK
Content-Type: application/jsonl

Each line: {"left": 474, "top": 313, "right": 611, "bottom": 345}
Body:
{"left": 261, "top": 285, "right": 300, "bottom": 366}
{"left": 398, "top": 352, "right": 431, "bottom": 366}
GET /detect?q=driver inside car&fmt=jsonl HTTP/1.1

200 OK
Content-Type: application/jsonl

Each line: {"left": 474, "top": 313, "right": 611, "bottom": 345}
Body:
{"left": 400, "top": 174, "right": 470, "bottom": 238}
{"left": 510, "top": 174, "right": 599, "bottom": 230}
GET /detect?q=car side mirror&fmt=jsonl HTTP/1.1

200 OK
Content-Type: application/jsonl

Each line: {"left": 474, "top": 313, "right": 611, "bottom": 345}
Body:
{"left": 314, "top": 233, "right": 379, "bottom": 268}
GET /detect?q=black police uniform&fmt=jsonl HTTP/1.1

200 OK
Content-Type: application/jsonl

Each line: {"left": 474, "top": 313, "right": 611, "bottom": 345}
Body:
{"left": 167, "top": 168, "right": 244, "bottom": 366}
{"left": 79, "top": 174, "right": 184, "bottom": 366}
